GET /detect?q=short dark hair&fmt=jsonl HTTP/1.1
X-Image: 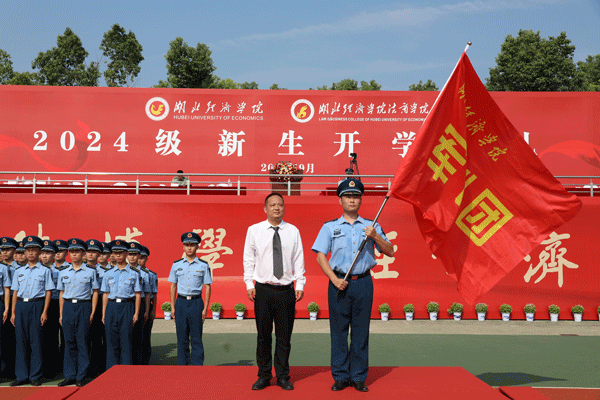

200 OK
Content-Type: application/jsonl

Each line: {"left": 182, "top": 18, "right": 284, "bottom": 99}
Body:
{"left": 177, "top": 170, "right": 183, "bottom": 174}
{"left": 264, "top": 192, "right": 284, "bottom": 206}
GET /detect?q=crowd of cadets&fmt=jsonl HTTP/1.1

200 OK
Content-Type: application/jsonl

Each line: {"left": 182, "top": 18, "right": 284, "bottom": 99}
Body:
{"left": 0, "top": 236, "right": 158, "bottom": 387}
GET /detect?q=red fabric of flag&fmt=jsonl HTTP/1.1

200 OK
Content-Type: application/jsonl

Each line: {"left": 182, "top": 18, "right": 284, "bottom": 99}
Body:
{"left": 387, "top": 52, "right": 582, "bottom": 303}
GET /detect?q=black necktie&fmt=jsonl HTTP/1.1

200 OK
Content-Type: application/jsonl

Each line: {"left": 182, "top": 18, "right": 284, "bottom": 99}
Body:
{"left": 272, "top": 226, "right": 283, "bottom": 279}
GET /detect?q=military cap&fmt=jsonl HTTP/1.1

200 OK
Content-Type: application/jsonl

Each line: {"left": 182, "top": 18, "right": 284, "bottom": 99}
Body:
{"left": 102, "top": 242, "right": 111, "bottom": 253}
{"left": 54, "top": 239, "right": 68, "bottom": 251}
{"left": 41, "top": 240, "right": 58, "bottom": 253}
{"left": 109, "top": 239, "right": 129, "bottom": 252}
{"left": 86, "top": 239, "right": 103, "bottom": 252}
{"left": 128, "top": 242, "right": 143, "bottom": 253}
{"left": 337, "top": 177, "right": 364, "bottom": 197}
{"left": 140, "top": 245, "right": 150, "bottom": 257}
{"left": 67, "top": 238, "right": 87, "bottom": 251}
{"left": 23, "top": 235, "right": 44, "bottom": 248}
{"left": 0, "top": 237, "right": 18, "bottom": 249}
{"left": 181, "top": 232, "right": 201, "bottom": 244}
{"left": 16, "top": 241, "right": 25, "bottom": 252}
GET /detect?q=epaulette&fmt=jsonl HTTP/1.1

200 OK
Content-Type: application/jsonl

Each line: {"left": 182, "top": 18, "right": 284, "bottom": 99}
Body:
{"left": 0, "top": 261, "right": 8, "bottom": 266}
{"left": 325, "top": 218, "right": 338, "bottom": 223}
{"left": 87, "top": 264, "right": 97, "bottom": 270}
{"left": 174, "top": 258, "right": 183, "bottom": 263}
{"left": 57, "top": 265, "right": 69, "bottom": 271}
{"left": 43, "top": 264, "right": 51, "bottom": 269}
{"left": 148, "top": 269, "right": 158, "bottom": 276}
{"left": 99, "top": 265, "right": 110, "bottom": 271}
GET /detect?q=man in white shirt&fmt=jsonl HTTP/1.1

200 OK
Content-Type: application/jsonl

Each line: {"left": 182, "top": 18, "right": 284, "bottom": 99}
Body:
{"left": 243, "top": 193, "right": 306, "bottom": 391}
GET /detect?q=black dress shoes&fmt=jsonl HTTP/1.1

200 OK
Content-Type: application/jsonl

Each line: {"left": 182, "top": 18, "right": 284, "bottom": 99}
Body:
{"left": 58, "top": 379, "right": 76, "bottom": 387}
{"left": 276, "top": 378, "right": 294, "bottom": 390}
{"left": 351, "top": 381, "right": 369, "bottom": 392}
{"left": 251, "top": 377, "right": 271, "bottom": 390}
{"left": 10, "top": 380, "right": 29, "bottom": 387}
{"left": 331, "top": 381, "right": 349, "bottom": 391}
{"left": 30, "top": 380, "right": 42, "bottom": 386}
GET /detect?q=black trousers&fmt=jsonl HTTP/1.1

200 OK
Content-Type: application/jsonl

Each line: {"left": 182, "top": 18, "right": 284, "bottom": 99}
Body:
{"left": 254, "top": 282, "right": 295, "bottom": 381}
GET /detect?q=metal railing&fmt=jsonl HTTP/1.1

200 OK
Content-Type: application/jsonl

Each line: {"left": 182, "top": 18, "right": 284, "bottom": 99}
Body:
{"left": 0, "top": 172, "right": 597, "bottom": 197}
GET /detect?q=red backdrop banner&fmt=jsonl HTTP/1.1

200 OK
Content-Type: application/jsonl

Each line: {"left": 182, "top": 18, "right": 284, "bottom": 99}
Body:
{"left": 0, "top": 194, "right": 597, "bottom": 320}
{"left": 1, "top": 86, "right": 599, "bottom": 177}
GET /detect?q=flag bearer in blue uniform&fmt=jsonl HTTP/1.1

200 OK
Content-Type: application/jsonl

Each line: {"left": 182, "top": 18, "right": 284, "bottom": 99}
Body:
{"left": 89, "top": 240, "right": 109, "bottom": 377}
{"left": 101, "top": 240, "right": 141, "bottom": 369}
{"left": 126, "top": 242, "right": 151, "bottom": 365}
{"left": 0, "top": 237, "right": 18, "bottom": 378}
{"left": 10, "top": 235, "right": 55, "bottom": 386}
{"left": 57, "top": 238, "right": 99, "bottom": 387}
{"left": 312, "top": 178, "right": 394, "bottom": 393}
{"left": 139, "top": 245, "right": 157, "bottom": 365}
{"left": 168, "top": 232, "right": 212, "bottom": 366}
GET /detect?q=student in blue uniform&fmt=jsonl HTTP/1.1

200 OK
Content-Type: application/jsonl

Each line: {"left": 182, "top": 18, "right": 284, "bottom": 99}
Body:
{"left": 312, "top": 178, "right": 394, "bottom": 392}
{"left": 10, "top": 235, "right": 55, "bottom": 386}
{"left": 0, "top": 244, "right": 11, "bottom": 378}
{"left": 89, "top": 240, "right": 109, "bottom": 377}
{"left": 57, "top": 238, "right": 99, "bottom": 387}
{"left": 168, "top": 232, "right": 212, "bottom": 366}
{"left": 126, "top": 242, "right": 151, "bottom": 365}
{"left": 40, "top": 240, "right": 63, "bottom": 379}
{"left": 139, "top": 245, "right": 157, "bottom": 365}
{"left": 101, "top": 240, "right": 141, "bottom": 369}
{"left": 0, "top": 237, "right": 17, "bottom": 378}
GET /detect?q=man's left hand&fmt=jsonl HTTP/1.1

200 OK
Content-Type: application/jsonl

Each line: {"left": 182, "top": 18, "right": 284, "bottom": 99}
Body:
{"left": 364, "top": 226, "right": 377, "bottom": 239}
{"left": 295, "top": 290, "right": 304, "bottom": 302}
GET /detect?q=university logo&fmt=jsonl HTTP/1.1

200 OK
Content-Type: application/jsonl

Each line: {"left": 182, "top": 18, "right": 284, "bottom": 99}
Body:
{"left": 291, "top": 99, "right": 314, "bottom": 123}
{"left": 145, "top": 97, "right": 170, "bottom": 121}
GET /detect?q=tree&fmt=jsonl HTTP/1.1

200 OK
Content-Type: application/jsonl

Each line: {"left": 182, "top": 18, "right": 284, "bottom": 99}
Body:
{"left": 318, "top": 78, "right": 382, "bottom": 90}
{"left": 360, "top": 80, "right": 382, "bottom": 91}
{"left": 269, "top": 83, "right": 286, "bottom": 90}
{"left": 213, "top": 77, "right": 238, "bottom": 89}
{"left": 164, "top": 37, "right": 216, "bottom": 88}
{"left": 578, "top": 54, "right": 600, "bottom": 91}
{"left": 0, "top": 49, "right": 14, "bottom": 84}
{"left": 238, "top": 81, "right": 258, "bottom": 89}
{"left": 32, "top": 28, "right": 100, "bottom": 86}
{"left": 486, "top": 30, "right": 584, "bottom": 91}
{"left": 409, "top": 79, "right": 438, "bottom": 91}
{"left": 100, "top": 24, "right": 144, "bottom": 87}
{"left": 9, "top": 71, "right": 41, "bottom": 85}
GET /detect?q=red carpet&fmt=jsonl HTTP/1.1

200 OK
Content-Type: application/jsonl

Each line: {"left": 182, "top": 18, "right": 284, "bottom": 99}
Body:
{"left": 67, "top": 365, "right": 506, "bottom": 399}
{"left": 0, "top": 387, "right": 78, "bottom": 400}
{"left": 500, "top": 386, "right": 551, "bottom": 399}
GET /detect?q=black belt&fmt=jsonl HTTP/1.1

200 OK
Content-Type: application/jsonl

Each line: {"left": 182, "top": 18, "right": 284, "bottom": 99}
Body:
{"left": 334, "top": 270, "right": 371, "bottom": 280}
{"left": 65, "top": 299, "right": 92, "bottom": 303}
{"left": 178, "top": 294, "right": 202, "bottom": 300}
{"left": 256, "top": 282, "right": 294, "bottom": 291}
{"left": 109, "top": 298, "right": 135, "bottom": 303}
{"left": 17, "top": 297, "right": 45, "bottom": 302}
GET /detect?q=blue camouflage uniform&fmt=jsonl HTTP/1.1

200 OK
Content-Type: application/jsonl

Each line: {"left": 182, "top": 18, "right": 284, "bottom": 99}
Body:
{"left": 11, "top": 236, "right": 55, "bottom": 384}
{"left": 58, "top": 238, "right": 99, "bottom": 383}
{"left": 312, "top": 178, "right": 390, "bottom": 385}
{"left": 101, "top": 240, "right": 141, "bottom": 369}
{"left": 168, "top": 232, "right": 212, "bottom": 366}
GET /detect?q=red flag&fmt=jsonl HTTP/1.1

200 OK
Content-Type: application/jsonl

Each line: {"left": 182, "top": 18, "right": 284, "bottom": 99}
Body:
{"left": 388, "top": 52, "right": 582, "bottom": 303}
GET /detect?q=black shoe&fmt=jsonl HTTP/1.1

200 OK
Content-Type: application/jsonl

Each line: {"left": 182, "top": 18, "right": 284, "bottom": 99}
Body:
{"left": 351, "top": 381, "right": 369, "bottom": 392}
{"left": 331, "top": 381, "right": 349, "bottom": 391}
{"left": 276, "top": 378, "right": 294, "bottom": 390}
{"left": 31, "top": 380, "right": 42, "bottom": 386}
{"left": 10, "top": 380, "right": 29, "bottom": 387}
{"left": 76, "top": 380, "right": 85, "bottom": 387}
{"left": 58, "top": 379, "right": 76, "bottom": 387}
{"left": 251, "top": 377, "right": 271, "bottom": 390}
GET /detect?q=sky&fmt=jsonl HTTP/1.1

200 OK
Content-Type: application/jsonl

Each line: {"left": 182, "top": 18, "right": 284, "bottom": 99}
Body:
{"left": 1, "top": 0, "right": 599, "bottom": 90}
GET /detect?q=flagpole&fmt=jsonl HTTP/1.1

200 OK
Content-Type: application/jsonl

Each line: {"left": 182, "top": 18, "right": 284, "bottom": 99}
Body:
{"left": 336, "top": 195, "right": 390, "bottom": 296}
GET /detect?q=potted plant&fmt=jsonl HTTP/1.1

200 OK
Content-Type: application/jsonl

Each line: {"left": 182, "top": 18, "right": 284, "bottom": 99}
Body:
{"left": 403, "top": 304, "right": 415, "bottom": 321}
{"left": 571, "top": 305, "right": 584, "bottom": 322}
{"left": 499, "top": 304, "right": 512, "bottom": 321}
{"left": 475, "top": 303, "right": 488, "bottom": 321}
{"left": 447, "top": 302, "right": 463, "bottom": 321}
{"left": 598, "top": 305, "right": 600, "bottom": 321}
{"left": 426, "top": 301, "right": 439, "bottom": 320}
{"left": 234, "top": 303, "right": 247, "bottom": 320}
{"left": 308, "top": 302, "right": 319, "bottom": 320}
{"left": 161, "top": 302, "right": 172, "bottom": 320}
{"left": 210, "top": 302, "right": 223, "bottom": 320}
{"left": 378, "top": 303, "right": 391, "bottom": 321}
{"left": 548, "top": 304, "right": 560, "bottom": 321}
{"left": 524, "top": 303, "right": 536, "bottom": 322}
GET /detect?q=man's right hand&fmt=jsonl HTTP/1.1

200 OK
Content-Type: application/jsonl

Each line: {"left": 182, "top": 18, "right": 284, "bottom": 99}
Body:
{"left": 332, "top": 277, "right": 348, "bottom": 291}
{"left": 247, "top": 288, "right": 256, "bottom": 302}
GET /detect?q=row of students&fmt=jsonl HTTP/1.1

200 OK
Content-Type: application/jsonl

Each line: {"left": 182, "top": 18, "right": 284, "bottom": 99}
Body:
{"left": 0, "top": 236, "right": 158, "bottom": 387}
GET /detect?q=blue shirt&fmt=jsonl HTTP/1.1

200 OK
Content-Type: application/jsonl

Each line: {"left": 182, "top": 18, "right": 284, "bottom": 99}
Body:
{"left": 168, "top": 257, "right": 212, "bottom": 296}
{"left": 49, "top": 264, "right": 61, "bottom": 300}
{"left": 130, "top": 265, "right": 152, "bottom": 296}
{"left": 9, "top": 260, "right": 19, "bottom": 281}
{"left": 312, "top": 216, "right": 390, "bottom": 275}
{"left": 96, "top": 264, "right": 111, "bottom": 293}
{"left": 57, "top": 265, "right": 99, "bottom": 300}
{"left": 142, "top": 268, "right": 159, "bottom": 297}
{"left": 11, "top": 263, "right": 55, "bottom": 299}
{"left": 100, "top": 265, "right": 142, "bottom": 299}
{"left": 0, "top": 263, "right": 11, "bottom": 289}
